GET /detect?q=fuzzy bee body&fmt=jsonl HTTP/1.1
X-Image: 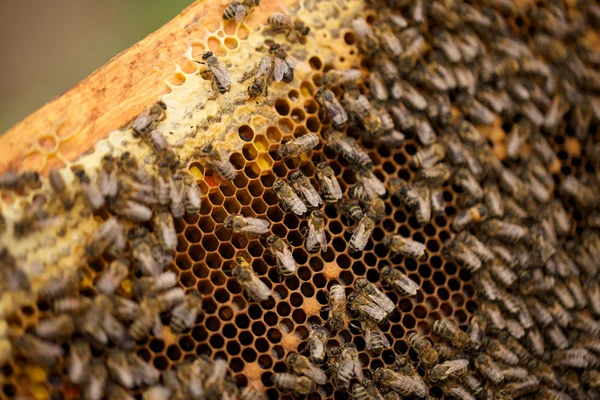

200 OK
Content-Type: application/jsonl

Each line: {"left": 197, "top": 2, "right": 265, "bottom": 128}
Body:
{"left": 316, "top": 90, "right": 348, "bottom": 130}
{"left": 198, "top": 52, "right": 231, "bottom": 93}
{"left": 224, "top": 214, "right": 270, "bottom": 235}
{"left": 170, "top": 290, "right": 203, "bottom": 332}
{"left": 290, "top": 170, "right": 322, "bottom": 208}
{"left": 316, "top": 162, "right": 342, "bottom": 203}
{"left": 233, "top": 259, "right": 270, "bottom": 302}
{"left": 267, "top": 235, "right": 297, "bottom": 276}
{"left": 380, "top": 265, "right": 419, "bottom": 297}
{"left": 274, "top": 179, "right": 307, "bottom": 215}
{"left": 408, "top": 333, "right": 438, "bottom": 367}
{"left": 277, "top": 132, "right": 319, "bottom": 159}
{"left": 328, "top": 283, "right": 347, "bottom": 331}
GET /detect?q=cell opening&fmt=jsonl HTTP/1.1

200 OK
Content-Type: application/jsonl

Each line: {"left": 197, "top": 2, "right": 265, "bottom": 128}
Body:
{"left": 275, "top": 99, "right": 291, "bottom": 116}
{"left": 167, "top": 345, "right": 182, "bottom": 361}
{"left": 238, "top": 125, "right": 254, "bottom": 142}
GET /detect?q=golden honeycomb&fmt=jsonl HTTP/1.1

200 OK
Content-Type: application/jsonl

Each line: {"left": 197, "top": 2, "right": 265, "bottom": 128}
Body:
{"left": 1, "top": 0, "right": 600, "bottom": 399}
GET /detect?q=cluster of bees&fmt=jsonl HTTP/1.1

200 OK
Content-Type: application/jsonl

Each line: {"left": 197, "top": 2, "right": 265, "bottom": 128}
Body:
{"left": 2, "top": 0, "right": 600, "bottom": 399}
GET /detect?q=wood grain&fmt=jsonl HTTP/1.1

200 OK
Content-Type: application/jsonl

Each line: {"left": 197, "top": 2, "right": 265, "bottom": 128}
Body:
{"left": 0, "top": 0, "right": 286, "bottom": 175}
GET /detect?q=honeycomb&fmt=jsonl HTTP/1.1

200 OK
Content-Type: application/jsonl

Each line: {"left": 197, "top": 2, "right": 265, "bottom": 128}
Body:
{"left": 1, "top": 0, "right": 600, "bottom": 399}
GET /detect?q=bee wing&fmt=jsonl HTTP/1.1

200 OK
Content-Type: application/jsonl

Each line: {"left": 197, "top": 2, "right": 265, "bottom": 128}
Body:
{"left": 306, "top": 223, "right": 320, "bottom": 251}
{"left": 350, "top": 218, "right": 369, "bottom": 251}
{"left": 306, "top": 364, "right": 328, "bottom": 385}
{"left": 289, "top": 192, "right": 308, "bottom": 215}
{"left": 241, "top": 218, "right": 270, "bottom": 234}
{"left": 396, "top": 274, "right": 419, "bottom": 296}
{"left": 363, "top": 289, "right": 395, "bottom": 314}
{"left": 275, "top": 246, "right": 297, "bottom": 275}
{"left": 324, "top": 175, "right": 343, "bottom": 200}
{"left": 249, "top": 274, "right": 271, "bottom": 301}
{"left": 318, "top": 229, "right": 328, "bottom": 252}
{"left": 412, "top": 374, "right": 430, "bottom": 398}
{"left": 355, "top": 301, "right": 387, "bottom": 323}
{"left": 256, "top": 56, "right": 273, "bottom": 76}
{"left": 235, "top": 4, "right": 248, "bottom": 22}
{"left": 364, "top": 327, "right": 373, "bottom": 351}
{"left": 299, "top": 182, "right": 322, "bottom": 207}
{"left": 446, "top": 359, "right": 470, "bottom": 376}
{"left": 363, "top": 172, "right": 386, "bottom": 196}
{"left": 274, "top": 57, "right": 287, "bottom": 82}
{"left": 285, "top": 56, "right": 298, "bottom": 69}
{"left": 209, "top": 60, "right": 232, "bottom": 89}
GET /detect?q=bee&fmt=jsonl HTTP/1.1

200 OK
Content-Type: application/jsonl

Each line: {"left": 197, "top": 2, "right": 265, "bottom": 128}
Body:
{"left": 222, "top": 0, "right": 259, "bottom": 21}
{"left": 205, "top": 358, "right": 231, "bottom": 400}
{"left": 544, "top": 323, "right": 569, "bottom": 350}
{"left": 375, "top": 23, "right": 403, "bottom": 59}
{"left": 454, "top": 167, "right": 483, "bottom": 202}
{"left": 48, "top": 168, "right": 74, "bottom": 210}
{"left": 349, "top": 214, "right": 375, "bottom": 252}
{"left": 410, "top": 144, "right": 446, "bottom": 169}
{"left": 526, "top": 327, "right": 546, "bottom": 357}
{"left": 96, "top": 258, "right": 130, "bottom": 295}
{"left": 485, "top": 338, "right": 520, "bottom": 365}
{"left": 351, "top": 279, "right": 395, "bottom": 321}
{"left": 131, "top": 101, "right": 167, "bottom": 137}
{"left": 442, "top": 380, "right": 476, "bottom": 400}
{"left": 329, "top": 343, "right": 364, "bottom": 390}
{"left": 433, "top": 319, "right": 470, "bottom": 350}
{"left": 337, "top": 198, "right": 364, "bottom": 223}
{"left": 567, "top": 278, "right": 588, "bottom": 309}
{"left": 246, "top": 56, "right": 273, "bottom": 98}
{"left": 157, "top": 287, "right": 185, "bottom": 313}
{"left": 362, "top": 317, "right": 391, "bottom": 354}
{"left": 85, "top": 360, "right": 108, "bottom": 400}
{"left": 273, "top": 179, "right": 307, "bottom": 216}
{"left": 267, "top": 13, "right": 310, "bottom": 40}
{"left": 170, "top": 290, "right": 203, "bottom": 333}
{"left": 153, "top": 210, "right": 178, "bottom": 252}
{"left": 408, "top": 333, "right": 438, "bottom": 367}
{"left": 240, "top": 388, "right": 267, "bottom": 400}
{"left": 316, "top": 89, "right": 348, "bottom": 130}
{"left": 475, "top": 271, "right": 500, "bottom": 301}
{"left": 129, "top": 298, "right": 161, "bottom": 341}
{"left": 368, "top": 72, "right": 388, "bottom": 102}
{"left": 553, "top": 281, "right": 576, "bottom": 310}
{"left": 39, "top": 269, "right": 80, "bottom": 300}
{"left": 274, "top": 373, "right": 317, "bottom": 395}
{"left": 553, "top": 348, "right": 590, "bottom": 369}
{"left": 130, "top": 229, "right": 161, "bottom": 277}
{"left": 307, "top": 322, "right": 327, "bottom": 364}
{"left": 146, "top": 129, "right": 178, "bottom": 167}
{"left": 398, "top": 29, "right": 425, "bottom": 74}
{"left": 481, "top": 219, "right": 528, "bottom": 244}
{"left": 196, "top": 51, "right": 231, "bottom": 94}
{"left": 573, "top": 311, "right": 600, "bottom": 335}
{"left": 373, "top": 367, "right": 428, "bottom": 398}
{"left": 328, "top": 283, "right": 347, "bottom": 331}
{"left": 13, "top": 333, "right": 64, "bottom": 367}
{"left": 357, "top": 169, "right": 386, "bottom": 197}
{"left": 54, "top": 296, "right": 92, "bottom": 315}
{"left": 224, "top": 213, "right": 270, "bottom": 235}
{"left": 431, "top": 28, "right": 461, "bottom": 63}
{"left": 474, "top": 354, "right": 504, "bottom": 384}
{"left": 400, "top": 181, "right": 432, "bottom": 225}
{"left": 201, "top": 144, "right": 236, "bottom": 180}
{"left": 380, "top": 265, "right": 419, "bottom": 297}
{"left": 270, "top": 44, "right": 297, "bottom": 83}
{"left": 290, "top": 170, "right": 322, "bottom": 208}
{"left": 303, "top": 210, "right": 327, "bottom": 253}
{"left": 34, "top": 314, "right": 75, "bottom": 341}
{"left": 467, "top": 314, "right": 487, "bottom": 351}
{"left": 459, "top": 232, "right": 495, "bottom": 264}
{"left": 455, "top": 94, "right": 495, "bottom": 125}
{"left": 110, "top": 197, "right": 153, "bottom": 223}
{"left": 67, "top": 338, "right": 91, "bottom": 385}
{"left": 323, "top": 69, "right": 363, "bottom": 87}
{"left": 443, "top": 238, "right": 482, "bottom": 273}
{"left": 343, "top": 93, "right": 382, "bottom": 136}
{"left": 548, "top": 299, "right": 573, "bottom": 328}
{"left": 286, "top": 352, "right": 327, "bottom": 385}
{"left": 351, "top": 383, "right": 370, "bottom": 400}
{"left": 107, "top": 383, "right": 136, "bottom": 400}
{"left": 483, "top": 182, "right": 504, "bottom": 218}
{"left": 451, "top": 203, "right": 489, "bottom": 233}
{"left": 587, "top": 280, "right": 600, "bottom": 316}
{"left": 180, "top": 172, "right": 201, "bottom": 216}
{"left": 382, "top": 234, "right": 425, "bottom": 260}
{"left": 267, "top": 235, "right": 296, "bottom": 276}
{"left": 352, "top": 17, "right": 379, "bottom": 55}
{"left": 73, "top": 168, "right": 105, "bottom": 211}
{"left": 107, "top": 349, "right": 135, "bottom": 389}
{"left": 398, "top": 81, "right": 428, "bottom": 112}
{"left": 277, "top": 132, "right": 319, "bottom": 159}
{"left": 156, "top": 163, "right": 172, "bottom": 207}
{"left": 316, "top": 162, "right": 342, "bottom": 203}
{"left": 233, "top": 257, "right": 270, "bottom": 302}
{"left": 428, "top": 359, "right": 469, "bottom": 383}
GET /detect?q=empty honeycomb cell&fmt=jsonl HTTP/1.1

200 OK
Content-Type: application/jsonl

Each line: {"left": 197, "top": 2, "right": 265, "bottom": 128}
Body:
{"left": 184, "top": 226, "right": 202, "bottom": 243}
{"left": 244, "top": 163, "right": 261, "bottom": 179}
{"left": 239, "top": 331, "right": 253, "bottom": 347}
{"left": 180, "top": 271, "right": 197, "bottom": 287}
{"left": 202, "top": 235, "right": 220, "bottom": 253}
{"left": 227, "top": 340, "right": 241, "bottom": 356}
{"left": 209, "top": 191, "right": 225, "bottom": 206}
{"left": 167, "top": 345, "right": 183, "bottom": 361}
{"left": 209, "top": 333, "right": 225, "bottom": 349}
{"left": 278, "top": 118, "right": 294, "bottom": 134}
{"left": 309, "top": 56, "right": 323, "bottom": 71}
{"left": 276, "top": 302, "right": 291, "bottom": 317}
{"left": 273, "top": 285, "right": 289, "bottom": 300}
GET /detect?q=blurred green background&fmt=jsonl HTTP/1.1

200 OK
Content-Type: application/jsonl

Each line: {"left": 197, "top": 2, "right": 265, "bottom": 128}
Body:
{"left": 0, "top": 0, "right": 193, "bottom": 134}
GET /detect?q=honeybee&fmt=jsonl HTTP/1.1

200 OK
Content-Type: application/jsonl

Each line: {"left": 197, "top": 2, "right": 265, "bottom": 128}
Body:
{"left": 132, "top": 101, "right": 167, "bottom": 137}
{"left": 442, "top": 238, "right": 482, "bottom": 273}
{"left": 352, "top": 17, "right": 379, "bottom": 55}
{"left": 573, "top": 311, "right": 600, "bottom": 335}
{"left": 107, "top": 349, "right": 135, "bottom": 389}
{"left": 454, "top": 167, "right": 483, "bottom": 202}
{"left": 286, "top": 352, "right": 327, "bottom": 385}
{"left": 315, "top": 89, "right": 348, "bottom": 130}
{"left": 273, "top": 179, "right": 307, "bottom": 216}
{"left": 306, "top": 210, "right": 328, "bottom": 253}
{"left": 85, "top": 360, "right": 108, "bottom": 400}
{"left": 222, "top": 0, "right": 259, "bottom": 21}
{"left": 224, "top": 213, "right": 270, "bottom": 235}
{"left": 129, "top": 297, "right": 161, "bottom": 341}
{"left": 48, "top": 168, "right": 74, "bottom": 210}
{"left": 146, "top": 129, "right": 178, "bottom": 167}
{"left": 410, "top": 144, "right": 446, "bottom": 169}
{"left": 451, "top": 203, "right": 489, "bottom": 233}
{"left": 240, "top": 387, "right": 267, "bottom": 400}
{"left": 107, "top": 383, "right": 136, "bottom": 400}
{"left": 290, "top": 170, "right": 322, "bottom": 208}
{"left": 130, "top": 229, "right": 161, "bottom": 277}
{"left": 474, "top": 354, "right": 504, "bottom": 384}
{"left": 277, "top": 132, "right": 319, "bottom": 159}
{"left": 398, "top": 29, "right": 425, "bottom": 74}
{"left": 337, "top": 198, "right": 364, "bottom": 224}
{"left": 483, "top": 182, "right": 504, "bottom": 218}
{"left": 373, "top": 367, "right": 428, "bottom": 398}
{"left": 196, "top": 52, "right": 231, "bottom": 93}
{"left": 408, "top": 333, "right": 438, "bottom": 367}
{"left": 156, "top": 163, "right": 172, "bottom": 206}
{"left": 201, "top": 144, "right": 236, "bottom": 180}
{"left": 267, "top": 13, "right": 310, "bottom": 41}
{"left": 382, "top": 234, "right": 425, "bottom": 260}
{"left": 170, "top": 290, "right": 203, "bottom": 332}
{"left": 431, "top": 28, "right": 461, "bottom": 63}
{"left": 233, "top": 257, "right": 270, "bottom": 302}
{"left": 428, "top": 359, "right": 469, "bottom": 383}
{"left": 67, "top": 338, "right": 91, "bottom": 385}
{"left": 485, "top": 338, "right": 520, "bottom": 365}
{"left": 307, "top": 322, "right": 327, "bottom": 364}
{"left": 112, "top": 296, "right": 140, "bottom": 322}
{"left": 362, "top": 317, "right": 391, "bottom": 354}
{"left": 481, "top": 219, "right": 527, "bottom": 244}
{"left": 274, "top": 373, "right": 317, "bottom": 395}
{"left": 153, "top": 210, "right": 178, "bottom": 252}
{"left": 74, "top": 168, "right": 105, "bottom": 211}
{"left": 459, "top": 232, "right": 495, "bottom": 264}
{"left": 96, "top": 258, "right": 130, "bottom": 295}
{"left": 267, "top": 235, "right": 296, "bottom": 276}
{"left": 157, "top": 287, "right": 185, "bottom": 313}
{"left": 328, "top": 283, "right": 347, "bottom": 331}
{"left": 526, "top": 327, "right": 546, "bottom": 357}
{"left": 39, "top": 269, "right": 80, "bottom": 300}
{"left": 323, "top": 69, "right": 363, "bottom": 87}
{"left": 270, "top": 44, "right": 297, "bottom": 83}
{"left": 376, "top": 23, "right": 403, "bottom": 59}
{"left": 567, "top": 278, "right": 588, "bottom": 310}
{"left": 205, "top": 358, "right": 232, "bottom": 400}
{"left": 351, "top": 383, "right": 370, "bottom": 400}
{"left": 433, "top": 319, "right": 470, "bottom": 350}
{"left": 586, "top": 280, "right": 600, "bottom": 316}
{"left": 54, "top": 296, "right": 93, "bottom": 315}
{"left": 13, "top": 333, "right": 64, "bottom": 367}
{"left": 343, "top": 93, "right": 382, "bottom": 136}
{"left": 34, "top": 314, "right": 75, "bottom": 341}
{"left": 245, "top": 56, "right": 274, "bottom": 98}
{"left": 316, "top": 162, "right": 342, "bottom": 203}
{"left": 110, "top": 197, "right": 153, "bottom": 223}
{"left": 351, "top": 279, "right": 394, "bottom": 322}
{"left": 349, "top": 214, "right": 375, "bottom": 252}
{"left": 380, "top": 265, "right": 419, "bottom": 297}
{"left": 180, "top": 172, "right": 201, "bottom": 216}
{"left": 329, "top": 343, "right": 364, "bottom": 390}
{"left": 475, "top": 271, "right": 500, "bottom": 301}
{"left": 368, "top": 73, "right": 388, "bottom": 102}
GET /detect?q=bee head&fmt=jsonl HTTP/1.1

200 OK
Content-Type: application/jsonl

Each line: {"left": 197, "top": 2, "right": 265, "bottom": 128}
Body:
{"left": 285, "top": 352, "right": 298, "bottom": 364}
{"left": 224, "top": 215, "right": 234, "bottom": 228}
{"left": 289, "top": 170, "right": 302, "bottom": 180}
{"left": 202, "top": 144, "right": 214, "bottom": 154}
{"left": 248, "top": 84, "right": 262, "bottom": 98}
{"left": 269, "top": 44, "right": 281, "bottom": 53}
{"left": 316, "top": 162, "right": 327, "bottom": 170}
{"left": 267, "top": 234, "right": 279, "bottom": 244}
{"left": 202, "top": 51, "right": 213, "bottom": 60}
{"left": 379, "top": 265, "right": 391, "bottom": 276}
{"left": 273, "top": 180, "right": 284, "bottom": 191}
{"left": 311, "top": 210, "right": 323, "bottom": 219}
{"left": 300, "top": 26, "right": 310, "bottom": 36}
